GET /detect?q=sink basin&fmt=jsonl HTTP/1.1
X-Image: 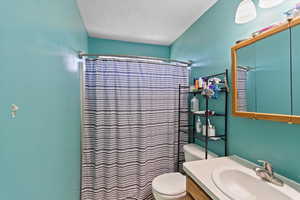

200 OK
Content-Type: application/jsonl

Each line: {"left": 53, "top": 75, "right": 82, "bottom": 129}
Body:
{"left": 212, "top": 167, "right": 300, "bottom": 200}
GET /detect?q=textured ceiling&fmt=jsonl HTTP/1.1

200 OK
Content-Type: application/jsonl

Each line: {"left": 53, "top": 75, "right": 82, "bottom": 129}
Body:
{"left": 77, "top": 0, "right": 217, "bottom": 45}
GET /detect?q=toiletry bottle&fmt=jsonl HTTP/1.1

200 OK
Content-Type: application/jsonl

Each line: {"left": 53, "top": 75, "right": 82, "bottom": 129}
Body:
{"left": 196, "top": 117, "right": 202, "bottom": 133}
{"left": 195, "top": 79, "right": 199, "bottom": 90}
{"left": 198, "top": 77, "right": 203, "bottom": 89}
{"left": 202, "top": 119, "right": 216, "bottom": 137}
{"left": 190, "top": 85, "right": 195, "bottom": 92}
{"left": 208, "top": 120, "right": 216, "bottom": 137}
{"left": 209, "top": 125, "right": 216, "bottom": 137}
{"left": 191, "top": 96, "right": 199, "bottom": 112}
{"left": 202, "top": 119, "right": 208, "bottom": 136}
{"left": 203, "top": 79, "right": 207, "bottom": 90}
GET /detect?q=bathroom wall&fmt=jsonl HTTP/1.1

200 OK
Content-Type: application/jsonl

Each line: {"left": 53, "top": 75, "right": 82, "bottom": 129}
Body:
{"left": 171, "top": 0, "right": 300, "bottom": 183}
{"left": 0, "top": 1, "right": 87, "bottom": 200}
{"left": 88, "top": 37, "right": 170, "bottom": 58}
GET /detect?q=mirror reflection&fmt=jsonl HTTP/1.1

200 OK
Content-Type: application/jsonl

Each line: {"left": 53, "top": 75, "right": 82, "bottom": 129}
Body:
{"left": 292, "top": 24, "right": 300, "bottom": 116}
{"left": 236, "top": 29, "right": 291, "bottom": 115}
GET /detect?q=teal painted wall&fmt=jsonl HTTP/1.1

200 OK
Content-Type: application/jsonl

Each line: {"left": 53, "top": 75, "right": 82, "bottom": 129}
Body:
{"left": 171, "top": 0, "right": 300, "bottom": 183}
{"left": 0, "top": 1, "right": 87, "bottom": 200}
{"left": 88, "top": 37, "right": 170, "bottom": 58}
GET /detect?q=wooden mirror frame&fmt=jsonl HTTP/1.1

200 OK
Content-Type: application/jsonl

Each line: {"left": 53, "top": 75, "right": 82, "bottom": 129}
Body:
{"left": 231, "top": 18, "right": 300, "bottom": 124}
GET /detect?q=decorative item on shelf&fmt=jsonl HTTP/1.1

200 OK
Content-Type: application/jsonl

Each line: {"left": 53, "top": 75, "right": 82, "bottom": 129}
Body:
{"left": 209, "top": 77, "right": 222, "bottom": 84}
{"left": 201, "top": 77, "right": 223, "bottom": 99}
{"left": 210, "top": 84, "right": 221, "bottom": 99}
{"left": 201, "top": 87, "right": 215, "bottom": 97}
{"left": 259, "top": 0, "right": 285, "bottom": 8}
{"left": 235, "top": 0, "right": 257, "bottom": 24}
{"left": 209, "top": 78, "right": 222, "bottom": 99}
{"left": 247, "top": 2, "right": 300, "bottom": 38}
{"left": 236, "top": 39, "right": 249, "bottom": 44}
{"left": 284, "top": 2, "right": 300, "bottom": 20}
{"left": 252, "top": 23, "right": 279, "bottom": 37}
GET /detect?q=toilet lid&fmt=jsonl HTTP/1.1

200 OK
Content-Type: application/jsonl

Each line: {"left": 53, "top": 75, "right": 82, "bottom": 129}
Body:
{"left": 152, "top": 173, "right": 186, "bottom": 196}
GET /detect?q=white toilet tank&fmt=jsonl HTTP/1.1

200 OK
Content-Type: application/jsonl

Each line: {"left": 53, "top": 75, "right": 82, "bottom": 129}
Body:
{"left": 183, "top": 144, "right": 217, "bottom": 161}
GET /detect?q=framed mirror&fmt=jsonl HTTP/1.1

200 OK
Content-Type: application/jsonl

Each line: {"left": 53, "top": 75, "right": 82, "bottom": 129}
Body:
{"left": 231, "top": 18, "right": 300, "bottom": 124}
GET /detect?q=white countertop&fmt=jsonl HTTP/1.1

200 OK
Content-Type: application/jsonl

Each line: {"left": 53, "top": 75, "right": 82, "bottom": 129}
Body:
{"left": 183, "top": 156, "right": 300, "bottom": 200}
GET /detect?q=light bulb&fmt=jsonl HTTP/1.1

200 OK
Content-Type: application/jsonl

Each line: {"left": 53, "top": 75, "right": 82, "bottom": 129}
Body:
{"left": 235, "top": 0, "right": 257, "bottom": 24}
{"left": 259, "top": 0, "right": 285, "bottom": 8}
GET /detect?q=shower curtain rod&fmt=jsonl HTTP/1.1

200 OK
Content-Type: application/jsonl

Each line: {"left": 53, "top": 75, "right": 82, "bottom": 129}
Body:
{"left": 78, "top": 52, "right": 192, "bottom": 66}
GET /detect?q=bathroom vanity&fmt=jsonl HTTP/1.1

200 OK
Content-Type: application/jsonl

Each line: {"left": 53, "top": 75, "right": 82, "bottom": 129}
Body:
{"left": 186, "top": 177, "right": 211, "bottom": 200}
{"left": 183, "top": 156, "right": 300, "bottom": 200}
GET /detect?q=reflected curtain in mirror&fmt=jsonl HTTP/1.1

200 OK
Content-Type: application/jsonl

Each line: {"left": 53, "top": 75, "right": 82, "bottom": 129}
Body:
{"left": 237, "top": 67, "right": 248, "bottom": 112}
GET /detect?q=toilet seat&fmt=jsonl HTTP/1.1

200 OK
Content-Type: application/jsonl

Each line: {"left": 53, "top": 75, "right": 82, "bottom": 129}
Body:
{"left": 152, "top": 190, "right": 186, "bottom": 200}
{"left": 152, "top": 173, "right": 186, "bottom": 197}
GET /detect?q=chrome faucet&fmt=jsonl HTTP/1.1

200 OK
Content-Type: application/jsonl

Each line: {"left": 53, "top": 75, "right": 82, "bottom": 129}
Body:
{"left": 253, "top": 160, "right": 284, "bottom": 186}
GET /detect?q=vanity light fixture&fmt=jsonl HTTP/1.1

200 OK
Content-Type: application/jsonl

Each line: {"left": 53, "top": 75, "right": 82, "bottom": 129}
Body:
{"left": 235, "top": 0, "right": 257, "bottom": 24}
{"left": 259, "top": 0, "right": 285, "bottom": 8}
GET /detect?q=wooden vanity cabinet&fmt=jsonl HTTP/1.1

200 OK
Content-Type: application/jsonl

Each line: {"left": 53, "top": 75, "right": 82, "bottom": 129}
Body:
{"left": 186, "top": 176, "right": 212, "bottom": 200}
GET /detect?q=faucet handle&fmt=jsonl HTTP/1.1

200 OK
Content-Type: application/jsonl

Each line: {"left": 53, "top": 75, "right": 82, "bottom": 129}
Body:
{"left": 258, "top": 160, "right": 273, "bottom": 175}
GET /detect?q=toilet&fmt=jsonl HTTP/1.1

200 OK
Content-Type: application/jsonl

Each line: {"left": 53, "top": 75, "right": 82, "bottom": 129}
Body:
{"left": 152, "top": 144, "right": 217, "bottom": 200}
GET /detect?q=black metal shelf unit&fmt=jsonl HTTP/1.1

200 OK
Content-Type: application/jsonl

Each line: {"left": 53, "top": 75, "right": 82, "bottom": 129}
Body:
{"left": 178, "top": 69, "right": 229, "bottom": 161}
{"left": 177, "top": 85, "right": 190, "bottom": 172}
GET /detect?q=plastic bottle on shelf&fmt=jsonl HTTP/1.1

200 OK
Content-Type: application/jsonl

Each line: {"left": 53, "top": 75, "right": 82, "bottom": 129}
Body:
{"left": 198, "top": 77, "right": 203, "bottom": 89}
{"left": 196, "top": 117, "right": 202, "bottom": 133}
{"left": 191, "top": 96, "right": 199, "bottom": 112}
{"left": 202, "top": 119, "right": 216, "bottom": 137}
{"left": 195, "top": 79, "right": 199, "bottom": 90}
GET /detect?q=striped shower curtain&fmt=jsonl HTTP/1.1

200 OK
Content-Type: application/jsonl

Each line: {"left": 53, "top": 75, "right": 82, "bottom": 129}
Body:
{"left": 81, "top": 57, "right": 188, "bottom": 200}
